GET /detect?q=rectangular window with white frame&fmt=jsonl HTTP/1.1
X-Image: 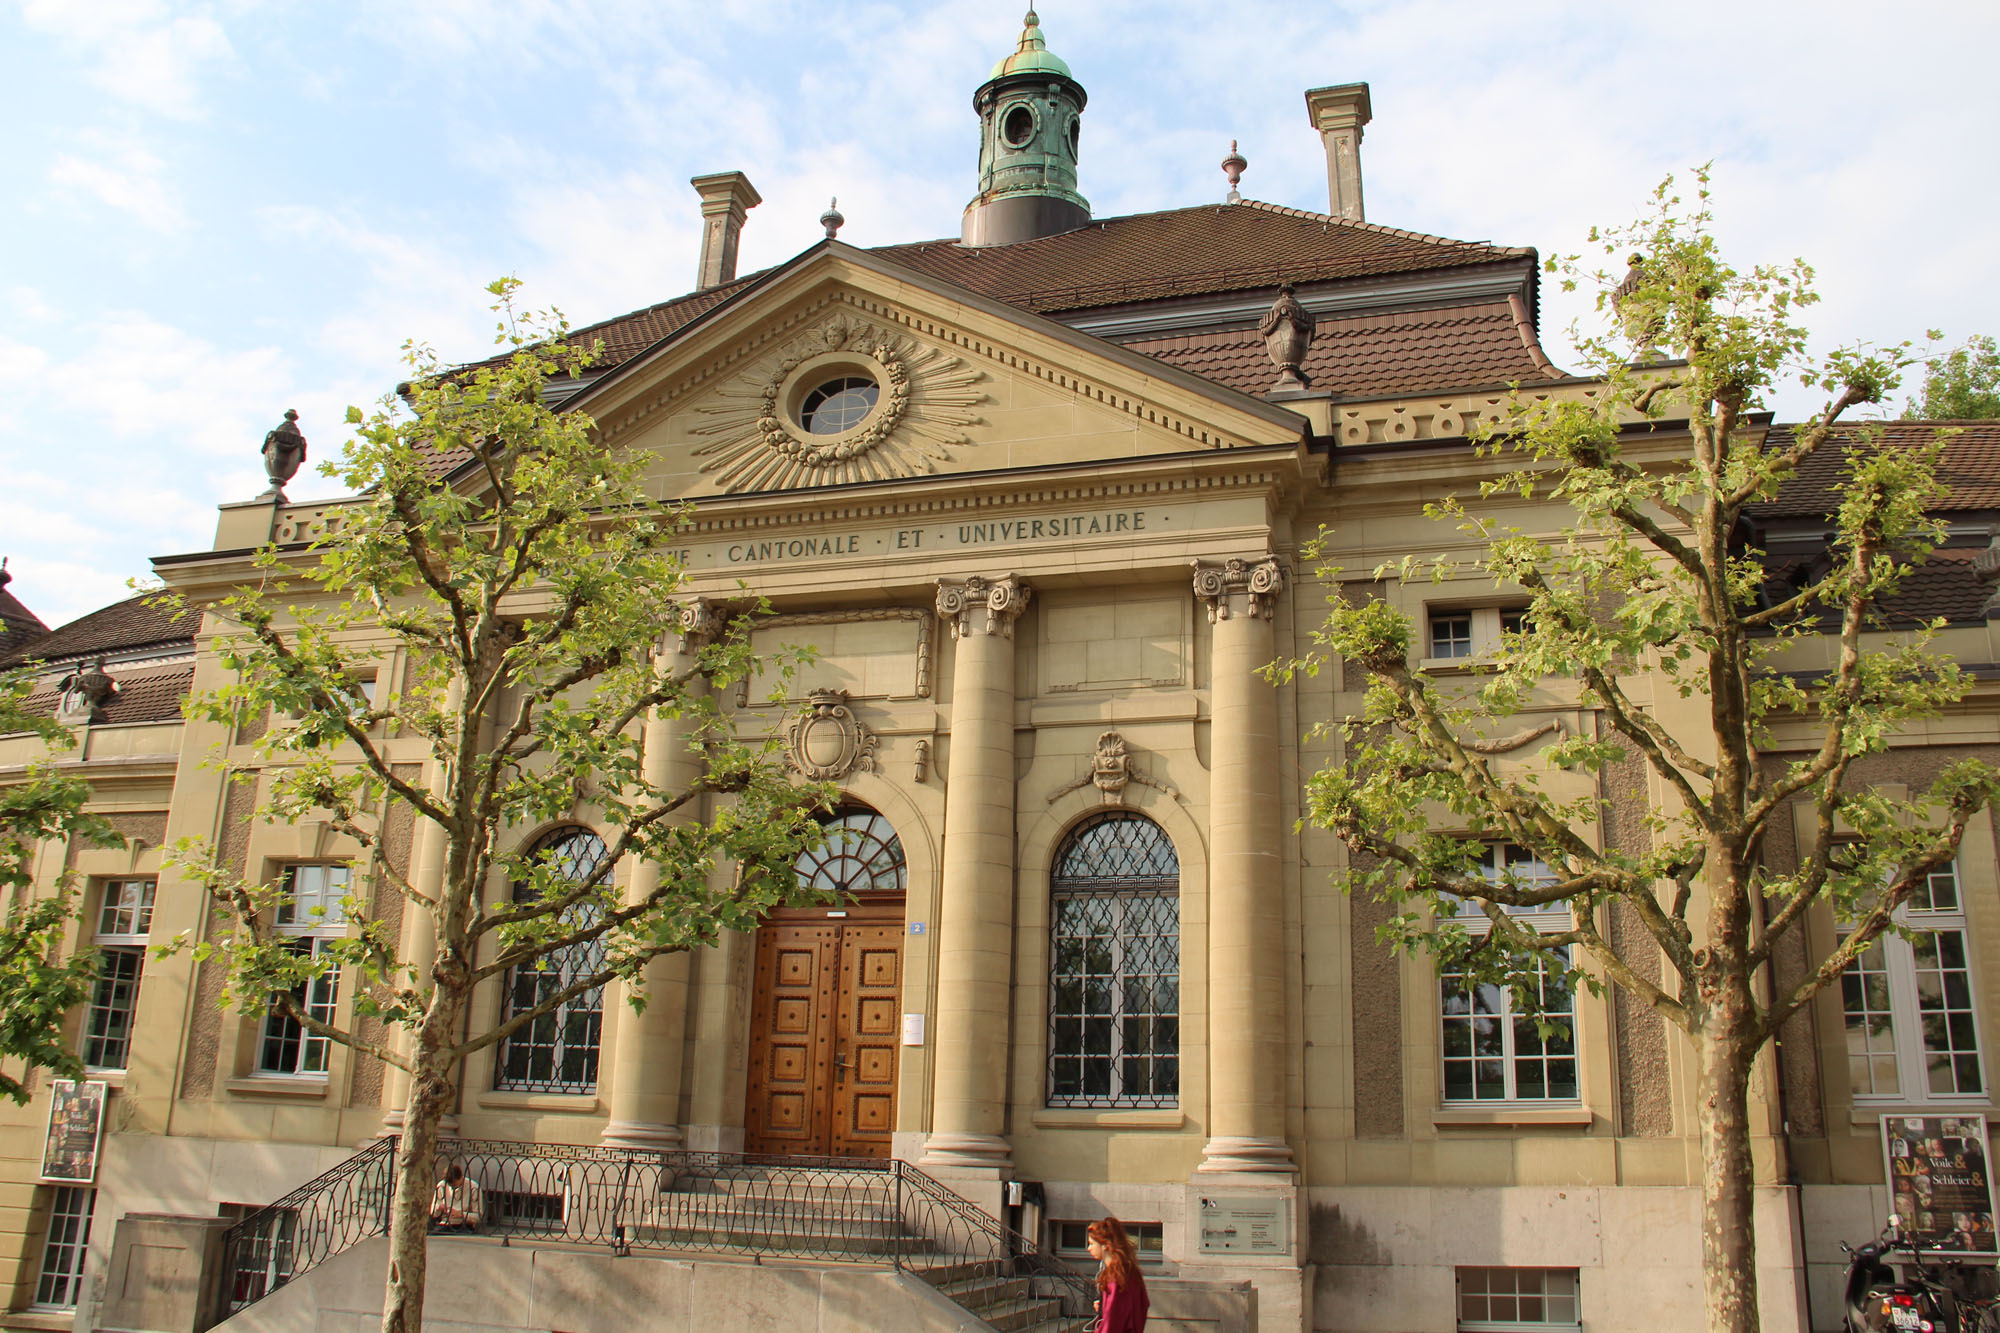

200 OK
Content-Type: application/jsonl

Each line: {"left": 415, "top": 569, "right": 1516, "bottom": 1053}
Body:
{"left": 1440, "top": 845, "right": 1579, "bottom": 1105}
{"left": 83, "top": 878, "right": 155, "bottom": 1071}
{"left": 257, "top": 864, "right": 348, "bottom": 1078}
{"left": 1456, "top": 1267, "right": 1581, "bottom": 1332}
{"left": 1842, "top": 859, "right": 1985, "bottom": 1101}
{"left": 1426, "top": 605, "right": 1528, "bottom": 664}
{"left": 32, "top": 1185, "right": 97, "bottom": 1310}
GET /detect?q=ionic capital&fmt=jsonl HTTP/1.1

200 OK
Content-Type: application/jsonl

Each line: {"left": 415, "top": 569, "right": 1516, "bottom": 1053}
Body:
{"left": 674, "top": 597, "right": 724, "bottom": 654}
{"left": 1191, "top": 556, "right": 1287, "bottom": 622}
{"left": 935, "top": 575, "right": 1033, "bottom": 640}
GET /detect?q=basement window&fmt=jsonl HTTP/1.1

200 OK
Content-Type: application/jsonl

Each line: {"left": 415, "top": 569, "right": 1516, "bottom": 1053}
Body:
{"left": 1456, "top": 1267, "right": 1580, "bottom": 1332}
{"left": 1050, "top": 1219, "right": 1164, "bottom": 1266}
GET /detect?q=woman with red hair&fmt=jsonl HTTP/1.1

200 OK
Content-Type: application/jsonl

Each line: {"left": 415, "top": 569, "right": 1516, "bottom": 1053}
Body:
{"left": 1086, "top": 1216, "right": 1149, "bottom": 1332}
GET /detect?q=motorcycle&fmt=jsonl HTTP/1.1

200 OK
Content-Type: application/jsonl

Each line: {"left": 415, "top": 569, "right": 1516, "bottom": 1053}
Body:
{"left": 1841, "top": 1214, "right": 1998, "bottom": 1333}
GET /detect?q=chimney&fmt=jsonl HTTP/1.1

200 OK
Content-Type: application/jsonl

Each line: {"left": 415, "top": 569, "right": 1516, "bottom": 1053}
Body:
{"left": 691, "top": 172, "right": 762, "bottom": 290}
{"left": 1303, "top": 83, "right": 1371, "bottom": 222}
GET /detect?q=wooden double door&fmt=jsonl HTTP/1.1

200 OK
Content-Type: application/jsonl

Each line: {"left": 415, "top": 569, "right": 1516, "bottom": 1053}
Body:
{"left": 744, "top": 902, "right": 904, "bottom": 1158}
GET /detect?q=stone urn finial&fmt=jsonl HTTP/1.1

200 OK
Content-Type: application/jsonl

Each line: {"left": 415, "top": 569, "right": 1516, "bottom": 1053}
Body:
{"left": 57, "top": 656, "right": 116, "bottom": 724}
{"left": 1221, "top": 140, "right": 1247, "bottom": 204}
{"left": 259, "top": 408, "right": 308, "bottom": 501}
{"left": 820, "top": 197, "right": 845, "bottom": 240}
{"left": 1259, "top": 284, "right": 1313, "bottom": 392}
{"left": 1612, "top": 254, "right": 1664, "bottom": 361}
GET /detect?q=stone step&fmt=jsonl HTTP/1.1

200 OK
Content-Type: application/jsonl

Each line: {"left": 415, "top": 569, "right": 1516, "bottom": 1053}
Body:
{"left": 668, "top": 1174, "right": 895, "bottom": 1204}
{"left": 977, "top": 1295, "right": 1069, "bottom": 1333}
{"left": 933, "top": 1273, "right": 1031, "bottom": 1310}
{"left": 630, "top": 1221, "right": 939, "bottom": 1257}
{"left": 648, "top": 1184, "right": 900, "bottom": 1216}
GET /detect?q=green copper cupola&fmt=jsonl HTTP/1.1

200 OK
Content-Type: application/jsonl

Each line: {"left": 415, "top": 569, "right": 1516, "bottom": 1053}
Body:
{"left": 961, "top": 9, "right": 1091, "bottom": 247}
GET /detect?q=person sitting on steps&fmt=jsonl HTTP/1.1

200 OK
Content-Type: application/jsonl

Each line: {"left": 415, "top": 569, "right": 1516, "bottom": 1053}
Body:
{"left": 428, "top": 1164, "right": 483, "bottom": 1234}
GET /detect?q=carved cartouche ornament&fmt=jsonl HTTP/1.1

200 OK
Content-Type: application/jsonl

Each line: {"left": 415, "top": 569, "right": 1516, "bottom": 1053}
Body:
{"left": 259, "top": 409, "right": 308, "bottom": 500}
{"left": 1258, "top": 284, "right": 1313, "bottom": 391}
{"left": 785, "top": 688, "right": 878, "bottom": 781}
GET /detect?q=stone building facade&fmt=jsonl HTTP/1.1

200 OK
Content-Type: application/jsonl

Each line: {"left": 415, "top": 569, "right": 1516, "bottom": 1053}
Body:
{"left": 4, "top": 15, "right": 1998, "bottom": 1333}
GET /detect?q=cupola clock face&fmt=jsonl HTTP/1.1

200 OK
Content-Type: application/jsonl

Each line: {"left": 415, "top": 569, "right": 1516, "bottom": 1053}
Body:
{"left": 689, "top": 312, "right": 987, "bottom": 493}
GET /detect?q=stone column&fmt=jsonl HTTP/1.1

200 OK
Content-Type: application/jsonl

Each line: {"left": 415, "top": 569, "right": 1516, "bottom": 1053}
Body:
{"left": 1192, "top": 557, "right": 1295, "bottom": 1173}
{"left": 381, "top": 680, "right": 460, "bottom": 1135}
{"left": 601, "top": 600, "right": 719, "bottom": 1151}
{"left": 920, "top": 574, "right": 1032, "bottom": 1171}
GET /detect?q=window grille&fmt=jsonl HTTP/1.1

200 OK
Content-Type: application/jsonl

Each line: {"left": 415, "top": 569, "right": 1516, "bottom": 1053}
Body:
{"left": 796, "top": 807, "right": 906, "bottom": 896}
{"left": 1047, "top": 813, "right": 1179, "bottom": 1108}
{"left": 32, "top": 1186, "right": 96, "bottom": 1309}
{"left": 495, "top": 827, "right": 610, "bottom": 1094}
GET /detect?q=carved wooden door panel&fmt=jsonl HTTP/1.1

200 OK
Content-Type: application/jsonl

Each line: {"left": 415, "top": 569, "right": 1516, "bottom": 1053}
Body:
{"left": 744, "top": 923, "right": 839, "bottom": 1156}
{"left": 745, "top": 915, "right": 903, "bottom": 1159}
{"left": 830, "top": 924, "right": 903, "bottom": 1158}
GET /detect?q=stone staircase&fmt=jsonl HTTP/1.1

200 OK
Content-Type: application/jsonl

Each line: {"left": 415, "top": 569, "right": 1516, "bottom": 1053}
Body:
{"left": 638, "top": 1165, "right": 1093, "bottom": 1332}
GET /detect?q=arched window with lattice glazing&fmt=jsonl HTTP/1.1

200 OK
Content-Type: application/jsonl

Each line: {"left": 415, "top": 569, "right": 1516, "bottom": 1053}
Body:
{"left": 493, "top": 826, "right": 610, "bottom": 1094}
{"left": 796, "top": 806, "right": 906, "bottom": 898}
{"left": 1047, "top": 813, "right": 1180, "bottom": 1107}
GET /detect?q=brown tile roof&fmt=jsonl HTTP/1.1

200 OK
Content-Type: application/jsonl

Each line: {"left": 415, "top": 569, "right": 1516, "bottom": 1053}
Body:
{"left": 523, "top": 202, "right": 1529, "bottom": 390}
{"left": 870, "top": 201, "right": 1531, "bottom": 314}
{"left": 1750, "top": 422, "right": 2000, "bottom": 520}
{"left": 0, "top": 576, "right": 48, "bottom": 662}
{"left": 5, "top": 594, "right": 200, "bottom": 668}
{"left": 1124, "top": 299, "right": 1567, "bottom": 399}
{"left": 21, "top": 661, "right": 192, "bottom": 727}
{"left": 1762, "top": 546, "right": 1989, "bottom": 629}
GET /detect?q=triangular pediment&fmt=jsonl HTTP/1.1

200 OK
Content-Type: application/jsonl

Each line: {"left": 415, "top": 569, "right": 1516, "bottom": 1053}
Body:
{"left": 571, "top": 244, "right": 1309, "bottom": 500}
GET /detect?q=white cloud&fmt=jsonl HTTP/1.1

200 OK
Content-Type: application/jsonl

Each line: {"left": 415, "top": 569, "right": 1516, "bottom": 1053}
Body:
{"left": 17, "top": 0, "right": 236, "bottom": 119}
{"left": 48, "top": 134, "right": 185, "bottom": 231}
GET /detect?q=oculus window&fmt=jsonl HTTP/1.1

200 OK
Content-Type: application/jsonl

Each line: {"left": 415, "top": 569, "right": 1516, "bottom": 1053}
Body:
{"left": 798, "top": 375, "right": 879, "bottom": 436}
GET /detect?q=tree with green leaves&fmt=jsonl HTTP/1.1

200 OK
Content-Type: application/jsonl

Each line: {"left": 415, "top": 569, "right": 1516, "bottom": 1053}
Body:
{"left": 0, "top": 669, "right": 121, "bottom": 1104}
{"left": 164, "top": 281, "right": 831, "bottom": 1333}
{"left": 1908, "top": 334, "right": 2000, "bottom": 419}
{"left": 1285, "top": 176, "right": 1999, "bottom": 1333}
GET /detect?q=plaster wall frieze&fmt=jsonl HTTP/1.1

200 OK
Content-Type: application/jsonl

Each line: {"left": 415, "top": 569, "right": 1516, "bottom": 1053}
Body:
{"left": 1191, "top": 555, "right": 1288, "bottom": 622}
{"left": 731, "top": 608, "right": 934, "bottom": 707}
{"left": 1045, "top": 730, "right": 1183, "bottom": 807}
{"left": 935, "top": 575, "right": 1032, "bottom": 640}
{"left": 678, "top": 466, "right": 1294, "bottom": 538}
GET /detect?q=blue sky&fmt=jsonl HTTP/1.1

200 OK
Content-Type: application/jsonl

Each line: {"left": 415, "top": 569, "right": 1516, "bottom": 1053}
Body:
{"left": 3, "top": 0, "right": 1997, "bottom": 627}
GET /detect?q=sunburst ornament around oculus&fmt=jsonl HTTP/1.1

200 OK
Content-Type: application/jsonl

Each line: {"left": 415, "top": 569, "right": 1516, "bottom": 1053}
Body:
{"left": 690, "top": 314, "right": 987, "bottom": 492}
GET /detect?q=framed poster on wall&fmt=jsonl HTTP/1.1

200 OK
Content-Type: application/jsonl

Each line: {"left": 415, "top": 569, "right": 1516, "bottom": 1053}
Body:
{"left": 1881, "top": 1113, "right": 1997, "bottom": 1253}
{"left": 39, "top": 1079, "right": 107, "bottom": 1184}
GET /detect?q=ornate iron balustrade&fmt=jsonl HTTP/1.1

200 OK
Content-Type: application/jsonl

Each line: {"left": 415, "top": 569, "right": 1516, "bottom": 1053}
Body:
{"left": 218, "top": 1134, "right": 395, "bottom": 1317}
{"left": 218, "top": 1137, "right": 1096, "bottom": 1330}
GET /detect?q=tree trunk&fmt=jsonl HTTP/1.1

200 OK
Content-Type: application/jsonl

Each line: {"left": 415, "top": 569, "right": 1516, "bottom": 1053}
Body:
{"left": 1696, "top": 1021, "right": 1761, "bottom": 1333}
{"left": 381, "top": 954, "right": 468, "bottom": 1333}
{"left": 380, "top": 1059, "right": 449, "bottom": 1333}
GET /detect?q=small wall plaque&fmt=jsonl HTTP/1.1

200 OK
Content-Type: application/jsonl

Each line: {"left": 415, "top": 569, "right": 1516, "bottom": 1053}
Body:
{"left": 1197, "top": 1193, "right": 1290, "bottom": 1256}
{"left": 901, "top": 1013, "right": 927, "bottom": 1047}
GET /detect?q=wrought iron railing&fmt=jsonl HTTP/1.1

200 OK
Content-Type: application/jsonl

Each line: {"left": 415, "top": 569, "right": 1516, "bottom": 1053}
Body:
{"left": 217, "top": 1134, "right": 395, "bottom": 1317}
{"left": 216, "top": 1137, "right": 1096, "bottom": 1331}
